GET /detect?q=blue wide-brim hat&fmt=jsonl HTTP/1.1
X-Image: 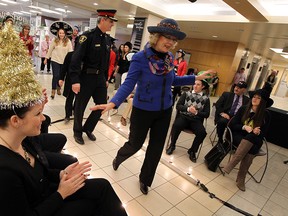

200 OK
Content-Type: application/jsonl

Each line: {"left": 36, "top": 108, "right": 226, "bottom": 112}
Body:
{"left": 147, "top": 18, "right": 186, "bottom": 40}
{"left": 49, "top": 21, "right": 73, "bottom": 36}
{"left": 248, "top": 89, "right": 274, "bottom": 108}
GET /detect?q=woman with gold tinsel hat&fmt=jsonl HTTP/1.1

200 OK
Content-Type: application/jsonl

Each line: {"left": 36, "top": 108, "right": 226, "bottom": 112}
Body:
{"left": 0, "top": 23, "right": 127, "bottom": 216}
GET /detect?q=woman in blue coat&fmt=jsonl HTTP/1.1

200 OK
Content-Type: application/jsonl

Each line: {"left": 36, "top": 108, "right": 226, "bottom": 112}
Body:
{"left": 92, "top": 18, "right": 214, "bottom": 195}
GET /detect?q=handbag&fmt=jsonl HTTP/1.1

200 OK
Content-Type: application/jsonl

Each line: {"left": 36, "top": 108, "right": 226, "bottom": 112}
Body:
{"left": 204, "top": 142, "right": 230, "bottom": 172}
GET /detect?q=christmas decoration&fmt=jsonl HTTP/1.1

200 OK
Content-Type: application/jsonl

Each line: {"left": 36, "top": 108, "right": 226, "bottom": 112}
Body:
{"left": 0, "top": 23, "right": 43, "bottom": 109}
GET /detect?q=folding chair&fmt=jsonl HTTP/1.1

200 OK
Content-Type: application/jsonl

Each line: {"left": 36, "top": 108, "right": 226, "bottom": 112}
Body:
{"left": 209, "top": 125, "right": 218, "bottom": 146}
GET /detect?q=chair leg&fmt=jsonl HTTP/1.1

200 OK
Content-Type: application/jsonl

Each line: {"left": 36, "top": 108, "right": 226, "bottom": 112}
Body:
{"left": 209, "top": 126, "right": 217, "bottom": 146}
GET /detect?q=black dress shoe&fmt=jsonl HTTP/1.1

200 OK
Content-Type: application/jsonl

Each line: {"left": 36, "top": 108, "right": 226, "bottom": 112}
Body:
{"left": 84, "top": 131, "right": 96, "bottom": 141}
{"left": 112, "top": 158, "right": 120, "bottom": 171}
{"left": 74, "top": 135, "right": 84, "bottom": 145}
{"left": 189, "top": 151, "right": 197, "bottom": 163}
{"left": 166, "top": 145, "right": 175, "bottom": 155}
{"left": 139, "top": 181, "right": 148, "bottom": 195}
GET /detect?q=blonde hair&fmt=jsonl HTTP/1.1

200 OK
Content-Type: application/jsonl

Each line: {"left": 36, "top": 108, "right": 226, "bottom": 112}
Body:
{"left": 148, "top": 33, "right": 177, "bottom": 50}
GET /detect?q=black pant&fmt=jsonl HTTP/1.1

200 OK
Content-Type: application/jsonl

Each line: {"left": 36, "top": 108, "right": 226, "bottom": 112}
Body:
{"left": 73, "top": 74, "right": 107, "bottom": 136}
{"left": 170, "top": 115, "right": 206, "bottom": 153}
{"left": 41, "top": 57, "right": 51, "bottom": 71}
{"left": 216, "top": 116, "right": 229, "bottom": 142}
{"left": 116, "top": 106, "right": 172, "bottom": 186}
{"left": 55, "top": 178, "right": 127, "bottom": 216}
{"left": 65, "top": 90, "right": 75, "bottom": 118}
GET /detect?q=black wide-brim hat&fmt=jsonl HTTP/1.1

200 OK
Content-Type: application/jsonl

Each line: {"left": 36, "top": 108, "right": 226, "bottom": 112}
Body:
{"left": 147, "top": 18, "right": 186, "bottom": 40}
{"left": 49, "top": 21, "right": 73, "bottom": 36}
{"left": 248, "top": 89, "right": 274, "bottom": 108}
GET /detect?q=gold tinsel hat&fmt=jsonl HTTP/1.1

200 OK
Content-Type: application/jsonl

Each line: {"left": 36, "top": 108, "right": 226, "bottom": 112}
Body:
{"left": 0, "top": 23, "right": 43, "bottom": 109}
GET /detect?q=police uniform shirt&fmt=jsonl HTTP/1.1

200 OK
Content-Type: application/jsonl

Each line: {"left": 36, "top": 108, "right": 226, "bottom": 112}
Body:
{"left": 69, "top": 26, "right": 111, "bottom": 84}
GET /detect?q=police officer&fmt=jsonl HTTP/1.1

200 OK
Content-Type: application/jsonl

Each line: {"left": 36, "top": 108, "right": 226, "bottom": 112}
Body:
{"left": 70, "top": 9, "right": 118, "bottom": 145}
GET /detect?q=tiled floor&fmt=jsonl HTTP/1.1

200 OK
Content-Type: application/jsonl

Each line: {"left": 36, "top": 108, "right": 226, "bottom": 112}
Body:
{"left": 37, "top": 71, "right": 288, "bottom": 216}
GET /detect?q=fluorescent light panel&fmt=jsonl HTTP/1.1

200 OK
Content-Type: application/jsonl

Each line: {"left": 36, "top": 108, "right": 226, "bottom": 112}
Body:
{"left": 0, "top": 2, "right": 7, "bottom": 5}
{"left": 28, "top": 5, "right": 61, "bottom": 14}
{"left": 2, "top": 0, "right": 17, "bottom": 4}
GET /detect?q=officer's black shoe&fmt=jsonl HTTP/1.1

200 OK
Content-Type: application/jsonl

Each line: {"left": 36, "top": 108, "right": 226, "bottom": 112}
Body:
{"left": 112, "top": 158, "right": 120, "bottom": 171}
{"left": 74, "top": 135, "right": 84, "bottom": 145}
{"left": 139, "top": 181, "right": 148, "bottom": 195}
{"left": 166, "top": 144, "right": 175, "bottom": 155}
{"left": 84, "top": 131, "right": 96, "bottom": 141}
{"left": 189, "top": 151, "right": 197, "bottom": 163}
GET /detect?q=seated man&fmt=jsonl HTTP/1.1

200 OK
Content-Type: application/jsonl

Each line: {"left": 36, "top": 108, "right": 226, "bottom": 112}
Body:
{"left": 214, "top": 81, "right": 249, "bottom": 145}
{"left": 166, "top": 80, "right": 210, "bottom": 162}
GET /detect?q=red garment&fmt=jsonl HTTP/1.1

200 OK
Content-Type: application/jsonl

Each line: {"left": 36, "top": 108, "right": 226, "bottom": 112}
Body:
{"left": 108, "top": 50, "right": 116, "bottom": 79}
{"left": 19, "top": 32, "right": 34, "bottom": 56}
{"left": 173, "top": 59, "right": 187, "bottom": 76}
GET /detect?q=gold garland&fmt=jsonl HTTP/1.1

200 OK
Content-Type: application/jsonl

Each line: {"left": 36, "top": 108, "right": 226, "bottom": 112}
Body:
{"left": 0, "top": 22, "right": 43, "bottom": 109}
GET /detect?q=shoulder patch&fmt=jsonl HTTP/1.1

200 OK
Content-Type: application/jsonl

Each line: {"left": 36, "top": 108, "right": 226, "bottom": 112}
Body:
{"left": 79, "top": 35, "right": 87, "bottom": 44}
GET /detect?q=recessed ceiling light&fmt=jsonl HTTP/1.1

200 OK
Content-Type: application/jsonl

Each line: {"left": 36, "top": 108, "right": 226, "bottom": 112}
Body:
{"left": 212, "top": 35, "right": 218, "bottom": 38}
{"left": 93, "top": 3, "right": 98, "bottom": 6}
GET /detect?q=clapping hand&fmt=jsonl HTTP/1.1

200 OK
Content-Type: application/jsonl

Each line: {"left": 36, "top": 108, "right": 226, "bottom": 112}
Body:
{"left": 57, "top": 161, "right": 92, "bottom": 199}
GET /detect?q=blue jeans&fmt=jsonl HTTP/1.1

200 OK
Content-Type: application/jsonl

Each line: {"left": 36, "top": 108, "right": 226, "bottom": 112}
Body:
{"left": 51, "top": 61, "right": 62, "bottom": 89}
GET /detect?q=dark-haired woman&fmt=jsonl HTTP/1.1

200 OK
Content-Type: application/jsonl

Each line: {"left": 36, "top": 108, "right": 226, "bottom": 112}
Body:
{"left": 114, "top": 41, "right": 133, "bottom": 90}
{"left": 223, "top": 89, "right": 273, "bottom": 191}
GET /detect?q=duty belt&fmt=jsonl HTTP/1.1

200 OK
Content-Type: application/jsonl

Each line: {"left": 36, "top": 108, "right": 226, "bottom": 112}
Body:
{"left": 86, "top": 68, "right": 101, "bottom": 74}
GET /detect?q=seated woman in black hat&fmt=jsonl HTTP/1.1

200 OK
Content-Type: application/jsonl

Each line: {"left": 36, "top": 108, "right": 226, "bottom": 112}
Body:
{"left": 223, "top": 88, "right": 273, "bottom": 191}
{"left": 91, "top": 17, "right": 215, "bottom": 194}
{"left": 0, "top": 21, "right": 127, "bottom": 216}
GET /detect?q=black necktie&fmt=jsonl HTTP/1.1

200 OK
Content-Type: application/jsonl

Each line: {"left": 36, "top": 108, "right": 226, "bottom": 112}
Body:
{"left": 230, "top": 95, "right": 240, "bottom": 115}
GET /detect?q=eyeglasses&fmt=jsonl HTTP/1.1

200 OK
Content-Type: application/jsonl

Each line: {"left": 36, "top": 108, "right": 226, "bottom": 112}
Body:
{"left": 161, "top": 34, "right": 178, "bottom": 43}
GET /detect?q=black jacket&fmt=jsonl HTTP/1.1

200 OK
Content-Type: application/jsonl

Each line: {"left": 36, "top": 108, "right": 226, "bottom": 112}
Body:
{"left": 214, "top": 92, "right": 249, "bottom": 124}
{"left": 0, "top": 138, "right": 63, "bottom": 216}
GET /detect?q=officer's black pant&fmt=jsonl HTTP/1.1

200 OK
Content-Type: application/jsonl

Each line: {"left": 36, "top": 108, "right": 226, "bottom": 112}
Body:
{"left": 65, "top": 90, "right": 75, "bottom": 118}
{"left": 170, "top": 115, "right": 206, "bottom": 153}
{"left": 73, "top": 74, "right": 107, "bottom": 136}
{"left": 116, "top": 106, "right": 172, "bottom": 186}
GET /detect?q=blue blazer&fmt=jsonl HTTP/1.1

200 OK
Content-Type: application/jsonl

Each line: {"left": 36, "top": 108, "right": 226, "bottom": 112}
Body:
{"left": 111, "top": 47, "right": 196, "bottom": 111}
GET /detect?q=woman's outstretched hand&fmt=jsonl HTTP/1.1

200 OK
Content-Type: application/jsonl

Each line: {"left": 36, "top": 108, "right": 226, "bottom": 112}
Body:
{"left": 90, "top": 102, "right": 116, "bottom": 115}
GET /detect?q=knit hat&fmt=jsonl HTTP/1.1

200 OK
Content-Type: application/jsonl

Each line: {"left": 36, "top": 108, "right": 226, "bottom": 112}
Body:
{"left": 148, "top": 18, "right": 186, "bottom": 40}
{"left": 0, "top": 23, "right": 43, "bottom": 109}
